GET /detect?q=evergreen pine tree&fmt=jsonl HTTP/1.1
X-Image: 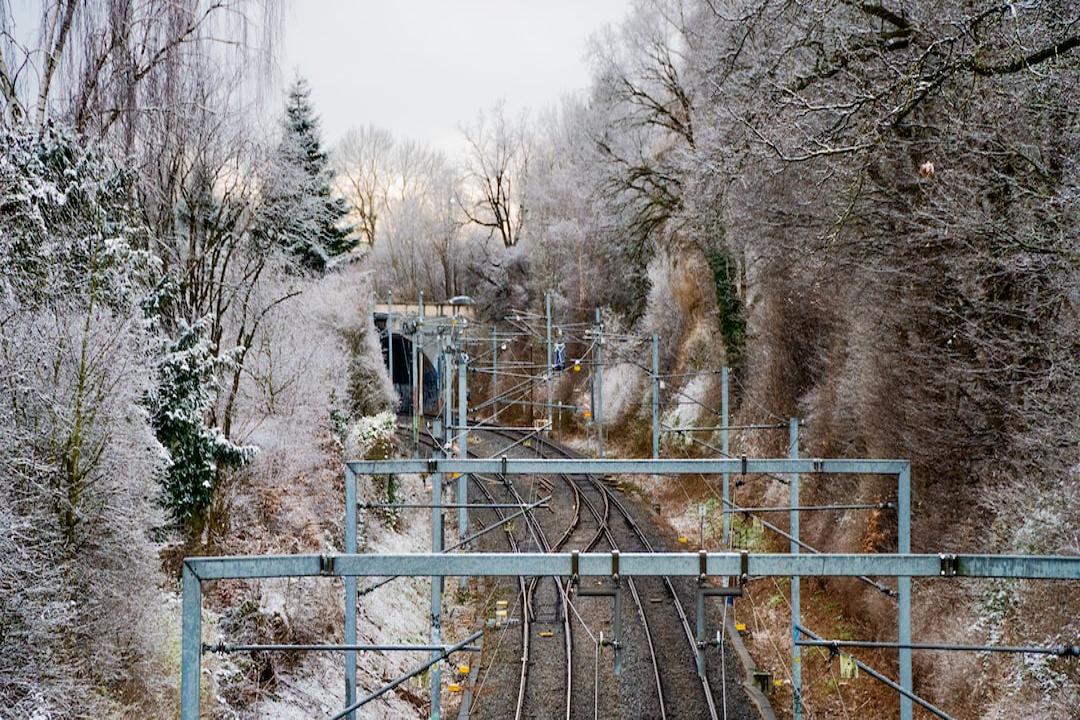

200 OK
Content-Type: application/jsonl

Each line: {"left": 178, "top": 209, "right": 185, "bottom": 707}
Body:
{"left": 262, "top": 77, "right": 356, "bottom": 272}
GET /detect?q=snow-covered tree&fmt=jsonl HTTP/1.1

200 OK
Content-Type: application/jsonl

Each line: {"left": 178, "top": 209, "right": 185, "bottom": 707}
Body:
{"left": 335, "top": 124, "right": 395, "bottom": 246}
{"left": 260, "top": 77, "right": 356, "bottom": 272}
{"left": 149, "top": 315, "right": 257, "bottom": 528}
{"left": 0, "top": 124, "right": 172, "bottom": 715}
{"left": 461, "top": 101, "right": 530, "bottom": 248}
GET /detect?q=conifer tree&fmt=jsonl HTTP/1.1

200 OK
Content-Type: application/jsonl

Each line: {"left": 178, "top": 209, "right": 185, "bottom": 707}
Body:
{"left": 148, "top": 314, "right": 257, "bottom": 529}
{"left": 261, "top": 77, "right": 356, "bottom": 271}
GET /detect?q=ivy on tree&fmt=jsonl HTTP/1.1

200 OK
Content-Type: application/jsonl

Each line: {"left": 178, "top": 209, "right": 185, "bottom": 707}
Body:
{"left": 149, "top": 316, "right": 256, "bottom": 527}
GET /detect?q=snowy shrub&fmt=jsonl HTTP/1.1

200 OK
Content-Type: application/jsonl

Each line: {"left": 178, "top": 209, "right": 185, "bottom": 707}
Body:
{"left": 0, "top": 126, "right": 172, "bottom": 714}
{"left": 239, "top": 266, "right": 392, "bottom": 427}
{"left": 345, "top": 411, "right": 397, "bottom": 460}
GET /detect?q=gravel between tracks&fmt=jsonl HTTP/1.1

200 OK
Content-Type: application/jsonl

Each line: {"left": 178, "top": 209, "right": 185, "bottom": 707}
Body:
{"left": 463, "top": 428, "right": 760, "bottom": 720}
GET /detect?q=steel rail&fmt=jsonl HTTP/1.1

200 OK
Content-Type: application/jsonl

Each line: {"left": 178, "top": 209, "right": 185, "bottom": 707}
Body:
{"left": 496, "top": 429, "right": 703, "bottom": 720}
{"left": 535, "top": 432, "right": 721, "bottom": 720}
{"left": 468, "top": 472, "right": 533, "bottom": 720}
{"left": 483, "top": 460, "right": 573, "bottom": 720}
{"left": 564, "top": 461, "right": 668, "bottom": 719}
{"left": 403, "top": 426, "right": 533, "bottom": 720}
{"left": 483, "top": 427, "right": 668, "bottom": 719}
{"left": 601, "top": 476, "right": 720, "bottom": 720}
{"left": 419, "top": 421, "right": 572, "bottom": 720}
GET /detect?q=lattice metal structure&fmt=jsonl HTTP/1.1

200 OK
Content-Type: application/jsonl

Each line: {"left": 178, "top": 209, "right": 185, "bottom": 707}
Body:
{"left": 181, "top": 549, "right": 1080, "bottom": 719}
{"left": 342, "top": 456, "right": 914, "bottom": 720}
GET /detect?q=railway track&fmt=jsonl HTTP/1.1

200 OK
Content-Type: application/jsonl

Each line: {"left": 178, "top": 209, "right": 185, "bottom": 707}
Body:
{"left": 480, "top": 427, "right": 720, "bottom": 720}
{"left": 394, "top": 421, "right": 726, "bottom": 719}
{"left": 398, "top": 425, "right": 568, "bottom": 720}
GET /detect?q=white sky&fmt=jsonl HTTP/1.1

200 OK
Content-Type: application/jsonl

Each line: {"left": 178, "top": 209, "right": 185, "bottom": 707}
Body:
{"left": 280, "top": 0, "right": 632, "bottom": 156}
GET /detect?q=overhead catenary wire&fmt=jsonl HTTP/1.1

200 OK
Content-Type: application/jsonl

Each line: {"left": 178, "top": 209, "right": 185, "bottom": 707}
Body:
{"left": 797, "top": 637, "right": 1080, "bottom": 656}
{"left": 797, "top": 626, "right": 954, "bottom": 720}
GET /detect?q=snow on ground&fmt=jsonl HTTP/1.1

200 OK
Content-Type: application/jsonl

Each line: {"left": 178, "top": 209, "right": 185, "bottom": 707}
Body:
{"left": 353, "top": 469, "right": 438, "bottom": 718}
{"left": 234, "top": 469, "right": 434, "bottom": 719}
{"left": 660, "top": 373, "right": 711, "bottom": 456}
{"left": 600, "top": 361, "right": 647, "bottom": 425}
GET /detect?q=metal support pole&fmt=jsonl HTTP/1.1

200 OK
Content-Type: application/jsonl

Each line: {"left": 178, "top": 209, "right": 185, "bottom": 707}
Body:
{"left": 387, "top": 292, "right": 395, "bottom": 411}
{"left": 418, "top": 292, "right": 425, "bottom": 429}
{"left": 651, "top": 333, "right": 660, "bottom": 462}
{"left": 412, "top": 324, "right": 420, "bottom": 445}
{"left": 443, "top": 341, "right": 453, "bottom": 451}
{"left": 613, "top": 580, "right": 623, "bottom": 676}
{"left": 431, "top": 465, "right": 444, "bottom": 719}
{"left": 695, "top": 584, "right": 706, "bottom": 677}
{"left": 575, "top": 551, "right": 625, "bottom": 676}
{"left": 545, "top": 292, "right": 553, "bottom": 434}
{"left": 491, "top": 326, "right": 498, "bottom": 419}
{"left": 457, "top": 353, "right": 469, "bottom": 551}
{"left": 790, "top": 417, "right": 802, "bottom": 720}
{"left": 721, "top": 367, "right": 730, "bottom": 547}
{"left": 344, "top": 466, "right": 358, "bottom": 719}
{"left": 431, "top": 334, "right": 450, "bottom": 720}
{"left": 899, "top": 464, "right": 913, "bottom": 720}
{"left": 594, "top": 308, "right": 604, "bottom": 458}
{"left": 180, "top": 562, "right": 201, "bottom": 719}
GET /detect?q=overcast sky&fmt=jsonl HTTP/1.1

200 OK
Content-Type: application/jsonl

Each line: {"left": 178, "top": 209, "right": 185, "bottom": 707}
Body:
{"left": 280, "top": 0, "right": 631, "bottom": 156}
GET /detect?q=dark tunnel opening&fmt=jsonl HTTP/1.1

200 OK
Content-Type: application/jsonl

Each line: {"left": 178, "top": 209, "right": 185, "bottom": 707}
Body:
{"left": 380, "top": 331, "right": 439, "bottom": 415}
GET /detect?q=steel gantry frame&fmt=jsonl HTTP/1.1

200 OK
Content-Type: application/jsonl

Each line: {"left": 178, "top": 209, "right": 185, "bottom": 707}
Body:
{"left": 343, "top": 456, "right": 915, "bottom": 720}
{"left": 180, "top": 548, "right": 1080, "bottom": 719}
{"left": 353, "top": 308, "right": 1078, "bottom": 720}
{"left": 647, "top": 357, "right": 904, "bottom": 719}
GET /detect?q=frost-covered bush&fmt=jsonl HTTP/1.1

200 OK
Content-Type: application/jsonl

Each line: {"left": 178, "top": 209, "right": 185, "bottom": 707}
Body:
{"left": 344, "top": 411, "right": 396, "bottom": 460}
{"left": 0, "top": 126, "right": 173, "bottom": 714}
{"left": 236, "top": 267, "right": 393, "bottom": 443}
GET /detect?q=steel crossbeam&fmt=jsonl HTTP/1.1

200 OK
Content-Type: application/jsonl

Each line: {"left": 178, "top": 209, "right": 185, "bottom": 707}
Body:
{"left": 345, "top": 457, "right": 910, "bottom": 475}
{"left": 186, "top": 551, "right": 1080, "bottom": 582}
{"left": 181, "top": 553, "right": 1079, "bottom": 719}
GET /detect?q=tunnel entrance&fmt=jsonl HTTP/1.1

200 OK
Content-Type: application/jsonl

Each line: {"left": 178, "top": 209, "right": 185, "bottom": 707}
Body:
{"left": 379, "top": 331, "right": 439, "bottom": 415}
